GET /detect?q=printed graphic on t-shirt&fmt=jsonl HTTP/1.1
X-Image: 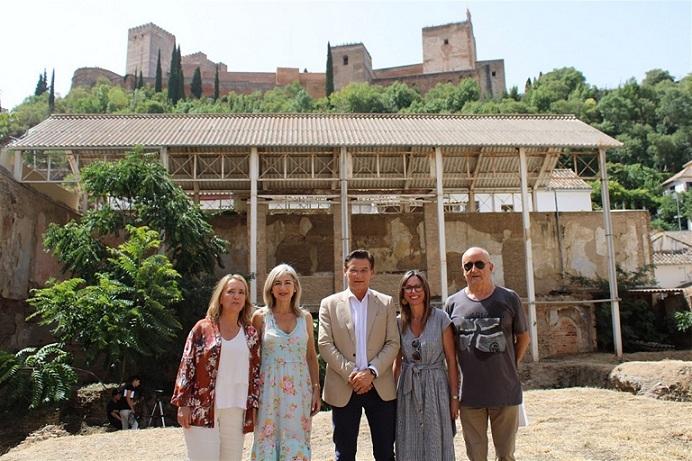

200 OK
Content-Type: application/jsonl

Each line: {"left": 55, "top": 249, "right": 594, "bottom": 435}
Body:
{"left": 457, "top": 317, "right": 507, "bottom": 353}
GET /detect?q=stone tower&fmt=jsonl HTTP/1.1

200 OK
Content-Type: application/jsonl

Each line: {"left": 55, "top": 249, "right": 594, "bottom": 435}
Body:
{"left": 422, "top": 9, "right": 477, "bottom": 74}
{"left": 126, "top": 23, "right": 176, "bottom": 78}
{"left": 330, "top": 43, "right": 374, "bottom": 91}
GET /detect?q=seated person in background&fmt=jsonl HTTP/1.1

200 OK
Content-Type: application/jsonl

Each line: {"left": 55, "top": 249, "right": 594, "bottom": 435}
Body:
{"left": 106, "top": 388, "right": 122, "bottom": 430}
{"left": 119, "top": 375, "right": 141, "bottom": 430}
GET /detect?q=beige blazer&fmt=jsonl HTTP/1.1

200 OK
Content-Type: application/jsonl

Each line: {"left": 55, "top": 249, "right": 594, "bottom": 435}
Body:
{"left": 317, "top": 289, "right": 400, "bottom": 407}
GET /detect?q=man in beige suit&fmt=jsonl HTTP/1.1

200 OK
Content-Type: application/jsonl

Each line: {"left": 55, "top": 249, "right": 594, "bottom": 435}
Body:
{"left": 318, "top": 249, "right": 400, "bottom": 461}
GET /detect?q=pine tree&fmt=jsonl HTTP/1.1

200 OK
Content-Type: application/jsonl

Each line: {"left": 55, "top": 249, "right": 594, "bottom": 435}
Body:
{"left": 167, "top": 45, "right": 179, "bottom": 103}
{"left": 213, "top": 64, "right": 220, "bottom": 100}
{"left": 138, "top": 70, "right": 144, "bottom": 89}
{"left": 177, "top": 46, "right": 185, "bottom": 101}
{"left": 191, "top": 66, "right": 202, "bottom": 99}
{"left": 525, "top": 78, "right": 532, "bottom": 93}
{"left": 34, "top": 73, "right": 45, "bottom": 96}
{"left": 48, "top": 69, "right": 55, "bottom": 113}
{"left": 325, "top": 42, "right": 334, "bottom": 97}
{"left": 154, "top": 49, "right": 162, "bottom": 93}
{"left": 43, "top": 69, "right": 48, "bottom": 93}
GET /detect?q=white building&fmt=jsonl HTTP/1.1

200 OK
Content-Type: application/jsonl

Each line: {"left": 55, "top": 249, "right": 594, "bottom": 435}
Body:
{"left": 661, "top": 160, "right": 692, "bottom": 230}
{"left": 651, "top": 231, "right": 692, "bottom": 288}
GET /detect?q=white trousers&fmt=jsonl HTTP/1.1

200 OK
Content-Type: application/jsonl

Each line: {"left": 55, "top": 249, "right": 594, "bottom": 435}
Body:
{"left": 183, "top": 407, "right": 245, "bottom": 461}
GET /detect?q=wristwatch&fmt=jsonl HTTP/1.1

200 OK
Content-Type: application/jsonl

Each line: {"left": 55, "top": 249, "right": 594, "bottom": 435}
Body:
{"left": 368, "top": 368, "right": 377, "bottom": 377}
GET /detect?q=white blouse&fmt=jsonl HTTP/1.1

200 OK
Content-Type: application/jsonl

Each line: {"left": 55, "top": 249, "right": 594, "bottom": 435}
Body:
{"left": 215, "top": 329, "right": 250, "bottom": 409}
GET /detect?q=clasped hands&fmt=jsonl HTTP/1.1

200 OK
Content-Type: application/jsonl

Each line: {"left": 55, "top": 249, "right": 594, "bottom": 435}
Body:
{"left": 348, "top": 369, "right": 374, "bottom": 394}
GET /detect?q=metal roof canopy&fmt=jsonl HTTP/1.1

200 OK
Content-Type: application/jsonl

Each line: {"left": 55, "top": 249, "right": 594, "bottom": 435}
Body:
{"left": 8, "top": 113, "right": 625, "bottom": 360}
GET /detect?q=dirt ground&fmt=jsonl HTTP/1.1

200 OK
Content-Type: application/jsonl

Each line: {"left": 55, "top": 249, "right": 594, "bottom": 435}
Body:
{"left": 2, "top": 387, "right": 691, "bottom": 461}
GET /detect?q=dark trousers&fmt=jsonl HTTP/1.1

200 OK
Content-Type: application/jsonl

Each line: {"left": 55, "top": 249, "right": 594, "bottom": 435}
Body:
{"left": 331, "top": 388, "right": 396, "bottom": 461}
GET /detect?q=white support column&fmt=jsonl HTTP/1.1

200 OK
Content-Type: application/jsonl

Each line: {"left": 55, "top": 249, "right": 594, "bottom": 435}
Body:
{"left": 249, "top": 147, "right": 259, "bottom": 304}
{"left": 13, "top": 150, "right": 22, "bottom": 181}
{"left": 160, "top": 147, "right": 169, "bottom": 170}
{"left": 519, "top": 148, "right": 539, "bottom": 362}
{"left": 599, "top": 147, "right": 623, "bottom": 358}
{"left": 435, "top": 147, "right": 448, "bottom": 300}
{"left": 340, "top": 146, "right": 350, "bottom": 290}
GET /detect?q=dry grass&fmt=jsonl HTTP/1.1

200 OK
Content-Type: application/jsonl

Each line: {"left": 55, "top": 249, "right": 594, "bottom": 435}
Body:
{"left": 2, "top": 387, "right": 691, "bottom": 461}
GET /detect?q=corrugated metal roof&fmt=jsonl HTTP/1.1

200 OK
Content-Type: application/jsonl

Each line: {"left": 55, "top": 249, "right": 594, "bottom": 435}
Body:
{"left": 8, "top": 113, "right": 622, "bottom": 149}
{"left": 653, "top": 251, "right": 692, "bottom": 265}
{"left": 546, "top": 169, "right": 592, "bottom": 190}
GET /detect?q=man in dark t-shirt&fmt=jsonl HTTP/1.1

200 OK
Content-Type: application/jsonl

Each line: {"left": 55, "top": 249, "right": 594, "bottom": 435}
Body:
{"left": 106, "top": 389, "right": 122, "bottom": 429}
{"left": 445, "top": 246, "right": 530, "bottom": 461}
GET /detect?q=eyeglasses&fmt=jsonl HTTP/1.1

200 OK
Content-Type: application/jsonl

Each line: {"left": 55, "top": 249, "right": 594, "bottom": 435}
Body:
{"left": 403, "top": 284, "right": 423, "bottom": 293}
{"left": 463, "top": 261, "right": 486, "bottom": 272}
{"left": 411, "top": 339, "right": 422, "bottom": 361}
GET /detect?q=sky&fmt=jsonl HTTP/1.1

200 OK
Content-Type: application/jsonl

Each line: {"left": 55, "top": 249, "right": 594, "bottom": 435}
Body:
{"left": 1, "top": 0, "right": 690, "bottom": 111}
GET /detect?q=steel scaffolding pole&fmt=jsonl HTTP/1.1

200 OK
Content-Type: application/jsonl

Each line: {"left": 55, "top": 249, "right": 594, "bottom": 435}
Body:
{"left": 519, "top": 148, "right": 539, "bottom": 361}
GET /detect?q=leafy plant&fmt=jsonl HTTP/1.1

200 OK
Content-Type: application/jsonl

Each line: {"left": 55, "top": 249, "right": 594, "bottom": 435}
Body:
{"left": 29, "top": 225, "right": 182, "bottom": 377}
{"left": 0, "top": 344, "right": 77, "bottom": 411}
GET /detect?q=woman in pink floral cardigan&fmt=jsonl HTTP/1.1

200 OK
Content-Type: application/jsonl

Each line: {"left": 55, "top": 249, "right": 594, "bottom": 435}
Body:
{"left": 171, "top": 274, "right": 261, "bottom": 461}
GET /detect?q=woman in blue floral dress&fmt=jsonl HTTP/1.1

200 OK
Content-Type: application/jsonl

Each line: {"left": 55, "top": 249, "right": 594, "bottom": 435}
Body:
{"left": 251, "top": 264, "right": 321, "bottom": 461}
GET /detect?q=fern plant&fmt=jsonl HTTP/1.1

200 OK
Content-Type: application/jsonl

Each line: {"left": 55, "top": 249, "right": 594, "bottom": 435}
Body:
{"left": 28, "top": 225, "right": 182, "bottom": 377}
{"left": 0, "top": 344, "right": 77, "bottom": 411}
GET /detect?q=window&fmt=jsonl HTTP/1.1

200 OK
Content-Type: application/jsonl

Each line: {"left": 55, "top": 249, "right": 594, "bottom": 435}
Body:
{"left": 343, "top": 56, "right": 349, "bottom": 66}
{"left": 443, "top": 39, "right": 449, "bottom": 45}
{"left": 491, "top": 71, "right": 496, "bottom": 77}
{"left": 501, "top": 204, "right": 514, "bottom": 212}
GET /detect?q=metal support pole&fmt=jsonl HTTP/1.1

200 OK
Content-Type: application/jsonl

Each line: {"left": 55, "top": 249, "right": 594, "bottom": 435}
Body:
{"left": 598, "top": 147, "right": 623, "bottom": 358}
{"left": 519, "top": 148, "right": 539, "bottom": 362}
{"left": 249, "top": 147, "right": 259, "bottom": 304}
{"left": 435, "top": 147, "right": 448, "bottom": 300}
{"left": 340, "top": 146, "right": 350, "bottom": 290}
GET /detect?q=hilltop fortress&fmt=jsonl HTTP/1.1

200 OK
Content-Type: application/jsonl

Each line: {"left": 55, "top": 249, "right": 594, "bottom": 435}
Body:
{"left": 72, "top": 10, "right": 505, "bottom": 99}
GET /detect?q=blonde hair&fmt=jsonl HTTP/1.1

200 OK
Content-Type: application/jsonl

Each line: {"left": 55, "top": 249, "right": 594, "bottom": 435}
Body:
{"left": 206, "top": 274, "right": 253, "bottom": 326}
{"left": 263, "top": 264, "right": 303, "bottom": 316}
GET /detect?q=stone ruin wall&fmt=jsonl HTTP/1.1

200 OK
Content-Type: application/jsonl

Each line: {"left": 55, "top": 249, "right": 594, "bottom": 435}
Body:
{"left": 1, "top": 170, "right": 650, "bottom": 356}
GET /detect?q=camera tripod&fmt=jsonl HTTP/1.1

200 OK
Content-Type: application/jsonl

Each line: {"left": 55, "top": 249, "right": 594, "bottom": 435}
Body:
{"left": 146, "top": 389, "right": 167, "bottom": 428}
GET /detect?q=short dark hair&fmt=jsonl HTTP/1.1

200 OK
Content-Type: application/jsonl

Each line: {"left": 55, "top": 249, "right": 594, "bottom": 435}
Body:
{"left": 344, "top": 249, "right": 375, "bottom": 270}
{"left": 112, "top": 388, "right": 120, "bottom": 397}
{"left": 127, "top": 375, "right": 141, "bottom": 384}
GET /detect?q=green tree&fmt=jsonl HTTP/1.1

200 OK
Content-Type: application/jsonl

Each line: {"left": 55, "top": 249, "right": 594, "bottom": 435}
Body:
{"left": 48, "top": 69, "right": 55, "bottom": 113}
{"left": 46, "top": 147, "right": 227, "bottom": 278}
{"left": 137, "top": 70, "right": 144, "bottom": 90}
{"left": 412, "top": 79, "right": 480, "bottom": 113}
{"left": 155, "top": 49, "right": 163, "bottom": 93}
{"left": 191, "top": 66, "right": 203, "bottom": 99}
{"left": 177, "top": 45, "right": 186, "bottom": 102}
{"left": 29, "top": 226, "right": 182, "bottom": 376}
{"left": 214, "top": 64, "right": 220, "bottom": 100}
{"left": 325, "top": 42, "right": 334, "bottom": 98}
{"left": 330, "top": 82, "right": 387, "bottom": 112}
{"left": 0, "top": 344, "right": 77, "bottom": 411}
{"left": 382, "top": 82, "right": 420, "bottom": 112}
{"left": 167, "top": 45, "right": 180, "bottom": 104}
{"left": 34, "top": 71, "right": 47, "bottom": 96}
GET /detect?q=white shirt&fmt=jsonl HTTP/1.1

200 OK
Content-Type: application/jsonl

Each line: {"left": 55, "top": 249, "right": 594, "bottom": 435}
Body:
{"left": 215, "top": 329, "right": 249, "bottom": 409}
{"left": 347, "top": 289, "right": 378, "bottom": 375}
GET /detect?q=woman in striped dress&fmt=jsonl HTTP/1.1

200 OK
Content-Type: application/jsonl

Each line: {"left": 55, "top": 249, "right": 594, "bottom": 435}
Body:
{"left": 394, "top": 270, "right": 459, "bottom": 461}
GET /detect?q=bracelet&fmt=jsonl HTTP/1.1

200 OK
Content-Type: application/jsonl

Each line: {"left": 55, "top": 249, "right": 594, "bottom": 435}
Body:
{"left": 451, "top": 395, "right": 459, "bottom": 400}
{"left": 312, "top": 383, "right": 320, "bottom": 389}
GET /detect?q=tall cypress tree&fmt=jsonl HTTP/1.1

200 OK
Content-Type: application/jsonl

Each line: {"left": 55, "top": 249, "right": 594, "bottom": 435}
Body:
{"left": 48, "top": 69, "right": 55, "bottom": 113}
{"left": 177, "top": 45, "right": 185, "bottom": 101}
{"left": 167, "top": 45, "right": 179, "bottom": 103}
{"left": 138, "top": 71, "right": 144, "bottom": 89}
{"left": 155, "top": 49, "right": 163, "bottom": 93}
{"left": 213, "top": 64, "right": 220, "bottom": 100}
{"left": 43, "top": 69, "right": 48, "bottom": 93}
{"left": 191, "top": 67, "right": 202, "bottom": 99}
{"left": 325, "top": 42, "right": 334, "bottom": 97}
{"left": 35, "top": 73, "right": 45, "bottom": 96}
